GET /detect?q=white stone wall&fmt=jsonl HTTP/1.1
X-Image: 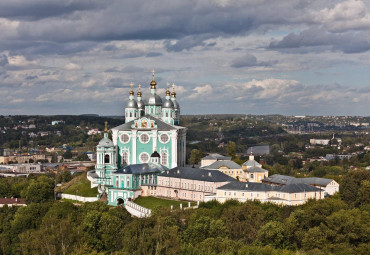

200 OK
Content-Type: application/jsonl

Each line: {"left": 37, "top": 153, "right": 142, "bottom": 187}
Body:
{"left": 58, "top": 193, "right": 98, "bottom": 202}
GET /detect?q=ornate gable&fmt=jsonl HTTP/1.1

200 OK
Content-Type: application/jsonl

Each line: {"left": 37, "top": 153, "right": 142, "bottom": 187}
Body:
{"left": 131, "top": 117, "right": 158, "bottom": 129}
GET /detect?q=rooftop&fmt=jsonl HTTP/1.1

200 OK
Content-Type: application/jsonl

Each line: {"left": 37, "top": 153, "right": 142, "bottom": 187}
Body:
{"left": 201, "top": 153, "right": 231, "bottom": 161}
{"left": 203, "top": 160, "right": 241, "bottom": 170}
{"left": 159, "top": 167, "right": 235, "bottom": 182}
{"left": 262, "top": 174, "right": 334, "bottom": 186}
{"left": 114, "top": 163, "right": 169, "bottom": 175}
{"left": 218, "top": 181, "right": 322, "bottom": 193}
{"left": 112, "top": 115, "right": 185, "bottom": 132}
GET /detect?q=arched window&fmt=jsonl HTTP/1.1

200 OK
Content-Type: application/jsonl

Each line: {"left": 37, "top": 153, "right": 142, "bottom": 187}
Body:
{"left": 166, "top": 112, "right": 168, "bottom": 117}
{"left": 161, "top": 152, "right": 167, "bottom": 166}
{"left": 130, "top": 112, "right": 132, "bottom": 117}
{"left": 122, "top": 152, "right": 129, "bottom": 165}
{"left": 104, "top": 154, "right": 110, "bottom": 163}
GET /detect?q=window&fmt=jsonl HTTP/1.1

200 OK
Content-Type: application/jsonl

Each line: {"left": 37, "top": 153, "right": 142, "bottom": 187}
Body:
{"left": 104, "top": 154, "right": 110, "bottom": 163}
{"left": 161, "top": 152, "right": 168, "bottom": 165}
{"left": 120, "top": 134, "right": 130, "bottom": 144}
{"left": 116, "top": 178, "right": 119, "bottom": 187}
{"left": 122, "top": 152, "right": 129, "bottom": 165}
{"left": 251, "top": 174, "right": 254, "bottom": 179}
{"left": 140, "top": 133, "right": 150, "bottom": 143}
{"left": 140, "top": 152, "right": 150, "bottom": 163}
{"left": 160, "top": 133, "right": 169, "bottom": 143}
{"left": 166, "top": 112, "right": 168, "bottom": 117}
{"left": 151, "top": 108, "right": 154, "bottom": 114}
{"left": 130, "top": 112, "right": 132, "bottom": 117}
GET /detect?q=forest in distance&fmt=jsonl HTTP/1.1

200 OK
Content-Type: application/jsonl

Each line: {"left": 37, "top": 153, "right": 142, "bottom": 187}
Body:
{"left": 0, "top": 169, "right": 369, "bottom": 255}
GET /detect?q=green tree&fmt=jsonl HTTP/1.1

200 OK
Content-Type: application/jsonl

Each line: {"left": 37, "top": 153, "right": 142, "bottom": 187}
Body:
{"left": 183, "top": 216, "right": 227, "bottom": 244}
{"left": 340, "top": 170, "right": 370, "bottom": 207}
{"left": 301, "top": 225, "right": 328, "bottom": 250}
{"left": 226, "top": 141, "right": 236, "bottom": 159}
{"left": 222, "top": 202, "right": 265, "bottom": 243}
{"left": 76, "top": 153, "right": 90, "bottom": 161}
{"left": 22, "top": 176, "right": 54, "bottom": 204}
{"left": 63, "top": 150, "right": 73, "bottom": 159}
{"left": 188, "top": 149, "right": 203, "bottom": 165}
{"left": 257, "top": 221, "right": 286, "bottom": 249}
{"left": 356, "top": 180, "right": 370, "bottom": 208}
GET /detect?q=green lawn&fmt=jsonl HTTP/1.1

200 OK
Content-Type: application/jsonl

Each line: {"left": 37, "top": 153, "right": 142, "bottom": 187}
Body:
{"left": 134, "top": 196, "right": 195, "bottom": 210}
{"left": 63, "top": 174, "right": 99, "bottom": 197}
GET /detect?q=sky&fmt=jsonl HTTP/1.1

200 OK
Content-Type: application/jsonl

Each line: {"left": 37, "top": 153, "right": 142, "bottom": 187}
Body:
{"left": 0, "top": 0, "right": 369, "bottom": 116}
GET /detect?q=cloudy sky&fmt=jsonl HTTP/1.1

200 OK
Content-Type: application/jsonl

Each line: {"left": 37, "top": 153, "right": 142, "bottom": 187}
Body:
{"left": 0, "top": 0, "right": 369, "bottom": 116}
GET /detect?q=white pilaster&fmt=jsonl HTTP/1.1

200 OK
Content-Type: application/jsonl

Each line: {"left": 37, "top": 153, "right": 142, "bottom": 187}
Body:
{"left": 112, "top": 130, "right": 118, "bottom": 146}
{"left": 171, "top": 130, "right": 178, "bottom": 168}
{"left": 153, "top": 130, "right": 158, "bottom": 151}
{"left": 132, "top": 130, "right": 137, "bottom": 164}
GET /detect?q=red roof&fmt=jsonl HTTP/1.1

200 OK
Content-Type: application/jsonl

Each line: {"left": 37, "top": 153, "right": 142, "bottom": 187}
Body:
{"left": 0, "top": 198, "right": 26, "bottom": 205}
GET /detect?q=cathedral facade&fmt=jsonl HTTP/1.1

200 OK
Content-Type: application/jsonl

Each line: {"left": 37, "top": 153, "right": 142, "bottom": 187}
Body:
{"left": 90, "top": 72, "right": 187, "bottom": 205}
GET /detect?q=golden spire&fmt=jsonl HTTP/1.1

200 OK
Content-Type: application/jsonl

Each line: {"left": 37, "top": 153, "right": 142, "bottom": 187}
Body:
{"left": 171, "top": 83, "right": 176, "bottom": 97}
{"left": 137, "top": 84, "right": 142, "bottom": 97}
{"left": 104, "top": 121, "right": 108, "bottom": 132}
{"left": 129, "top": 82, "right": 134, "bottom": 96}
{"left": 150, "top": 69, "right": 157, "bottom": 89}
{"left": 166, "top": 82, "right": 170, "bottom": 96}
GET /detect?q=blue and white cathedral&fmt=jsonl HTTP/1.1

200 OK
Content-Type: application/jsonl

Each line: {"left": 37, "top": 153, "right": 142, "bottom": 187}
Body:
{"left": 89, "top": 72, "right": 187, "bottom": 205}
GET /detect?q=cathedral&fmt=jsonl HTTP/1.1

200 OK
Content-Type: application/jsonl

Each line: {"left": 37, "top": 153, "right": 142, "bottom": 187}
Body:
{"left": 90, "top": 72, "right": 187, "bottom": 205}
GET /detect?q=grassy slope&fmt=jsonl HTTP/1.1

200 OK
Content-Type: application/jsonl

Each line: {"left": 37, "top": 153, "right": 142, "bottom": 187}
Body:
{"left": 61, "top": 173, "right": 99, "bottom": 197}
{"left": 134, "top": 196, "right": 195, "bottom": 210}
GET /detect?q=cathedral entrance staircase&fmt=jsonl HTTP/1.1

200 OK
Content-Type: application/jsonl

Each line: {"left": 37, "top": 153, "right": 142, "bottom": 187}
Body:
{"left": 125, "top": 201, "right": 152, "bottom": 218}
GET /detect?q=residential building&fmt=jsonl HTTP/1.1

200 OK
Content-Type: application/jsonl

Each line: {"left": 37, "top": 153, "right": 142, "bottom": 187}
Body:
{"left": 0, "top": 164, "right": 43, "bottom": 173}
{"left": 210, "top": 181, "right": 323, "bottom": 206}
{"left": 0, "top": 154, "right": 46, "bottom": 164}
{"left": 202, "top": 160, "right": 244, "bottom": 180}
{"left": 200, "top": 153, "right": 231, "bottom": 167}
{"left": 310, "top": 139, "right": 330, "bottom": 145}
{"left": 242, "top": 153, "right": 262, "bottom": 170}
{"left": 146, "top": 167, "right": 235, "bottom": 202}
{"left": 52, "top": 120, "right": 65, "bottom": 125}
{"left": 246, "top": 145, "right": 270, "bottom": 155}
{"left": 262, "top": 174, "right": 339, "bottom": 196}
{"left": 0, "top": 198, "right": 26, "bottom": 207}
{"left": 244, "top": 166, "right": 269, "bottom": 183}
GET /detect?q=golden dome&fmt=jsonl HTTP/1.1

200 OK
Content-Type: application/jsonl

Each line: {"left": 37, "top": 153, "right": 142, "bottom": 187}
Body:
{"left": 150, "top": 69, "right": 157, "bottom": 89}
{"left": 171, "top": 83, "right": 176, "bottom": 97}
{"left": 137, "top": 84, "right": 142, "bottom": 97}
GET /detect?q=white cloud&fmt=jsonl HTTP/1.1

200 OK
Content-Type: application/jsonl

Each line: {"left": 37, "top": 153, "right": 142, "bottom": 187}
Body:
{"left": 64, "top": 62, "right": 82, "bottom": 70}
{"left": 188, "top": 84, "right": 212, "bottom": 99}
{"left": 313, "top": 0, "right": 370, "bottom": 32}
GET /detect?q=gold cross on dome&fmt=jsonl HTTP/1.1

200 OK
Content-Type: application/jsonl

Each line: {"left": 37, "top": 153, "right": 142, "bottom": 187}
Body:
{"left": 151, "top": 69, "right": 155, "bottom": 80}
{"left": 138, "top": 84, "right": 141, "bottom": 91}
{"left": 172, "top": 83, "right": 175, "bottom": 91}
{"left": 166, "top": 82, "right": 170, "bottom": 90}
{"left": 130, "top": 82, "right": 134, "bottom": 90}
{"left": 104, "top": 121, "right": 108, "bottom": 132}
